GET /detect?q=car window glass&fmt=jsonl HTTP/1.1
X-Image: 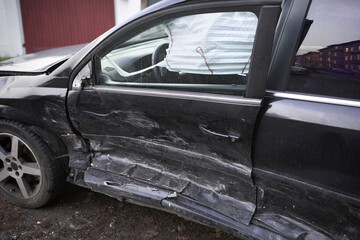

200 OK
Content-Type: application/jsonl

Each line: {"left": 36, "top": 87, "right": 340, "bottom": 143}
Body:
{"left": 287, "top": 0, "right": 360, "bottom": 100}
{"left": 97, "top": 11, "right": 258, "bottom": 96}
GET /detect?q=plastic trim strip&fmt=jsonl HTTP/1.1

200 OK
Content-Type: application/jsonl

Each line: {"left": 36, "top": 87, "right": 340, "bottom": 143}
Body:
{"left": 93, "top": 86, "right": 262, "bottom": 106}
{"left": 268, "top": 91, "right": 360, "bottom": 108}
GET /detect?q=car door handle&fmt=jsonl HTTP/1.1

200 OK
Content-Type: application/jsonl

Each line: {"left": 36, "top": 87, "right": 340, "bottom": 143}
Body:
{"left": 199, "top": 125, "right": 240, "bottom": 142}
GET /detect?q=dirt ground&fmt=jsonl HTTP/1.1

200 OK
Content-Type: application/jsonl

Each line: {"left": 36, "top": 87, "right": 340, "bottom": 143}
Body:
{"left": 0, "top": 184, "right": 241, "bottom": 240}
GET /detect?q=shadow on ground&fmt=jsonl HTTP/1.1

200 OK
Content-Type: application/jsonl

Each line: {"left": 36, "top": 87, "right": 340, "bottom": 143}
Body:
{"left": 0, "top": 184, "right": 240, "bottom": 240}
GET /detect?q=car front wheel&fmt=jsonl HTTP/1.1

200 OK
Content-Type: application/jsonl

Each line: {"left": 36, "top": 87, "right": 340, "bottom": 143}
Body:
{"left": 0, "top": 120, "right": 65, "bottom": 208}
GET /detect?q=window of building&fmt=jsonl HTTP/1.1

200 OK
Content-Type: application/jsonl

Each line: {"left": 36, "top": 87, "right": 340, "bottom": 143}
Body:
{"left": 287, "top": 0, "right": 360, "bottom": 100}
{"left": 148, "top": 0, "right": 162, "bottom": 5}
{"left": 141, "top": 0, "right": 162, "bottom": 9}
{"left": 334, "top": 52, "right": 337, "bottom": 56}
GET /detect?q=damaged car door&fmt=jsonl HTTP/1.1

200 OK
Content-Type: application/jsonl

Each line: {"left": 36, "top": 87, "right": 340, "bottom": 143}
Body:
{"left": 67, "top": 1, "right": 280, "bottom": 227}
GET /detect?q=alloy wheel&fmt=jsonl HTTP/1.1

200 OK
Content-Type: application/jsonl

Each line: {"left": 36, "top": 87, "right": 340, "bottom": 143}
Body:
{"left": 0, "top": 134, "right": 42, "bottom": 199}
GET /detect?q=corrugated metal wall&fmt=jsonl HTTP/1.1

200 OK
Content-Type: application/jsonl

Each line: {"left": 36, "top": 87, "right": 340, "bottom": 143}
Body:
{"left": 20, "top": 0, "right": 115, "bottom": 53}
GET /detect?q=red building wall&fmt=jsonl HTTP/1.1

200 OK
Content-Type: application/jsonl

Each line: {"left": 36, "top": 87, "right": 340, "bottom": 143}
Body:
{"left": 20, "top": 0, "right": 115, "bottom": 53}
{"left": 296, "top": 40, "right": 360, "bottom": 73}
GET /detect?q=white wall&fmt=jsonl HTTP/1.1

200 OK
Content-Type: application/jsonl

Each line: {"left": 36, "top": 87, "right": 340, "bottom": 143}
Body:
{"left": 114, "top": 0, "right": 142, "bottom": 26}
{"left": 0, "top": 0, "right": 25, "bottom": 57}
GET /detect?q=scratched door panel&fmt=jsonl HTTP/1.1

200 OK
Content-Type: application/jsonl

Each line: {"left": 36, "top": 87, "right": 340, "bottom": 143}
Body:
{"left": 68, "top": 88, "right": 259, "bottom": 225}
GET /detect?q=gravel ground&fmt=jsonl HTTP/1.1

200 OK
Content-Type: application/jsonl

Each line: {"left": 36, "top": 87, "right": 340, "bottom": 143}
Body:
{"left": 0, "top": 184, "right": 241, "bottom": 240}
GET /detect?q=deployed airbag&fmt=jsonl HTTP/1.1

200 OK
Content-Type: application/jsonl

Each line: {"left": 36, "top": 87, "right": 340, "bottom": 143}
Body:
{"left": 164, "top": 12, "right": 258, "bottom": 75}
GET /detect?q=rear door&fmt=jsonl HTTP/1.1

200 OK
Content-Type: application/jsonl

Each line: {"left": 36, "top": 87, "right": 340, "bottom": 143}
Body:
{"left": 253, "top": 0, "right": 360, "bottom": 238}
{"left": 68, "top": 0, "right": 281, "bottom": 225}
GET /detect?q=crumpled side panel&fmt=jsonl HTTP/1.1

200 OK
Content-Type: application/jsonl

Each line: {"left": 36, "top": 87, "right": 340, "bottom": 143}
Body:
{"left": 88, "top": 140, "right": 256, "bottom": 225}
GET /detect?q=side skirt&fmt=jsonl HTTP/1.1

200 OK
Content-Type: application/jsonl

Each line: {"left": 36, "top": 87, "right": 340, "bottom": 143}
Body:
{"left": 83, "top": 167, "right": 286, "bottom": 240}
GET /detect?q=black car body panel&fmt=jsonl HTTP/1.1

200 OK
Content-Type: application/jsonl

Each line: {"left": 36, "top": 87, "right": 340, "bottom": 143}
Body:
{"left": 68, "top": 86, "right": 259, "bottom": 225}
{"left": 0, "top": 75, "right": 69, "bottom": 133}
{"left": 253, "top": 92, "right": 360, "bottom": 239}
{"left": 0, "top": 0, "right": 359, "bottom": 239}
{"left": 255, "top": 93, "right": 360, "bottom": 197}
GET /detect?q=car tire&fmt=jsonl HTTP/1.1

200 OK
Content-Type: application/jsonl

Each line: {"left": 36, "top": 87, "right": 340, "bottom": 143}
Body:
{"left": 0, "top": 119, "right": 66, "bottom": 208}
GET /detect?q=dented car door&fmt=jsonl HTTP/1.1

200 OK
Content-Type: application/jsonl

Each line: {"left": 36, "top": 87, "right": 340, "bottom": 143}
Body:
{"left": 67, "top": 1, "right": 281, "bottom": 227}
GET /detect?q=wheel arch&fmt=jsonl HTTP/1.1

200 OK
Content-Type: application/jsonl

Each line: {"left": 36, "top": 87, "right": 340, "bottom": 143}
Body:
{"left": 0, "top": 117, "right": 69, "bottom": 171}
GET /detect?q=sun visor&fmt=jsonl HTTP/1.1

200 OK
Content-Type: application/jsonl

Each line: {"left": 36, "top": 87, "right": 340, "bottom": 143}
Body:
{"left": 164, "top": 12, "right": 258, "bottom": 75}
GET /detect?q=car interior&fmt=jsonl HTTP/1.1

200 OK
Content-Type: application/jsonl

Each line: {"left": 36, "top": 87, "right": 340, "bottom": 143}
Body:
{"left": 97, "top": 12, "right": 258, "bottom": 95}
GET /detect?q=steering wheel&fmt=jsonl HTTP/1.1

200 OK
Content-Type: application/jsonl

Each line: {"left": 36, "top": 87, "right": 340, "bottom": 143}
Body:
{"left": 98, "top": 70, "right": 113, "bottom": 85}
{"left": 152, "top": 43, "right": 170, "bottom": 81}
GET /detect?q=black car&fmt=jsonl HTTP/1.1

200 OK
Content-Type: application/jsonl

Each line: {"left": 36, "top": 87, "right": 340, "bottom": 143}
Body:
{"left": 0, "top": 0, "right": 359, "bottom": 239}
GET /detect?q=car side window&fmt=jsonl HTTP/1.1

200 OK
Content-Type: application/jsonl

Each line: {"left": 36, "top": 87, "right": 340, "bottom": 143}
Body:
{"left": 96, "top": 11, "right": 258, "bottom": 96}
{"left": 287, "top": 0, "right": 360, "bottom": 100}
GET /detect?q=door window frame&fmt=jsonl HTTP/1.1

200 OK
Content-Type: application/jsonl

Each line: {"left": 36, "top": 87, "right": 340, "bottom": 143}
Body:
{"left": 70, "top": 0, "right": 281, "bottom": 99}
{"left": 267, "top": 0, "right": 311, "bottom": 91}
